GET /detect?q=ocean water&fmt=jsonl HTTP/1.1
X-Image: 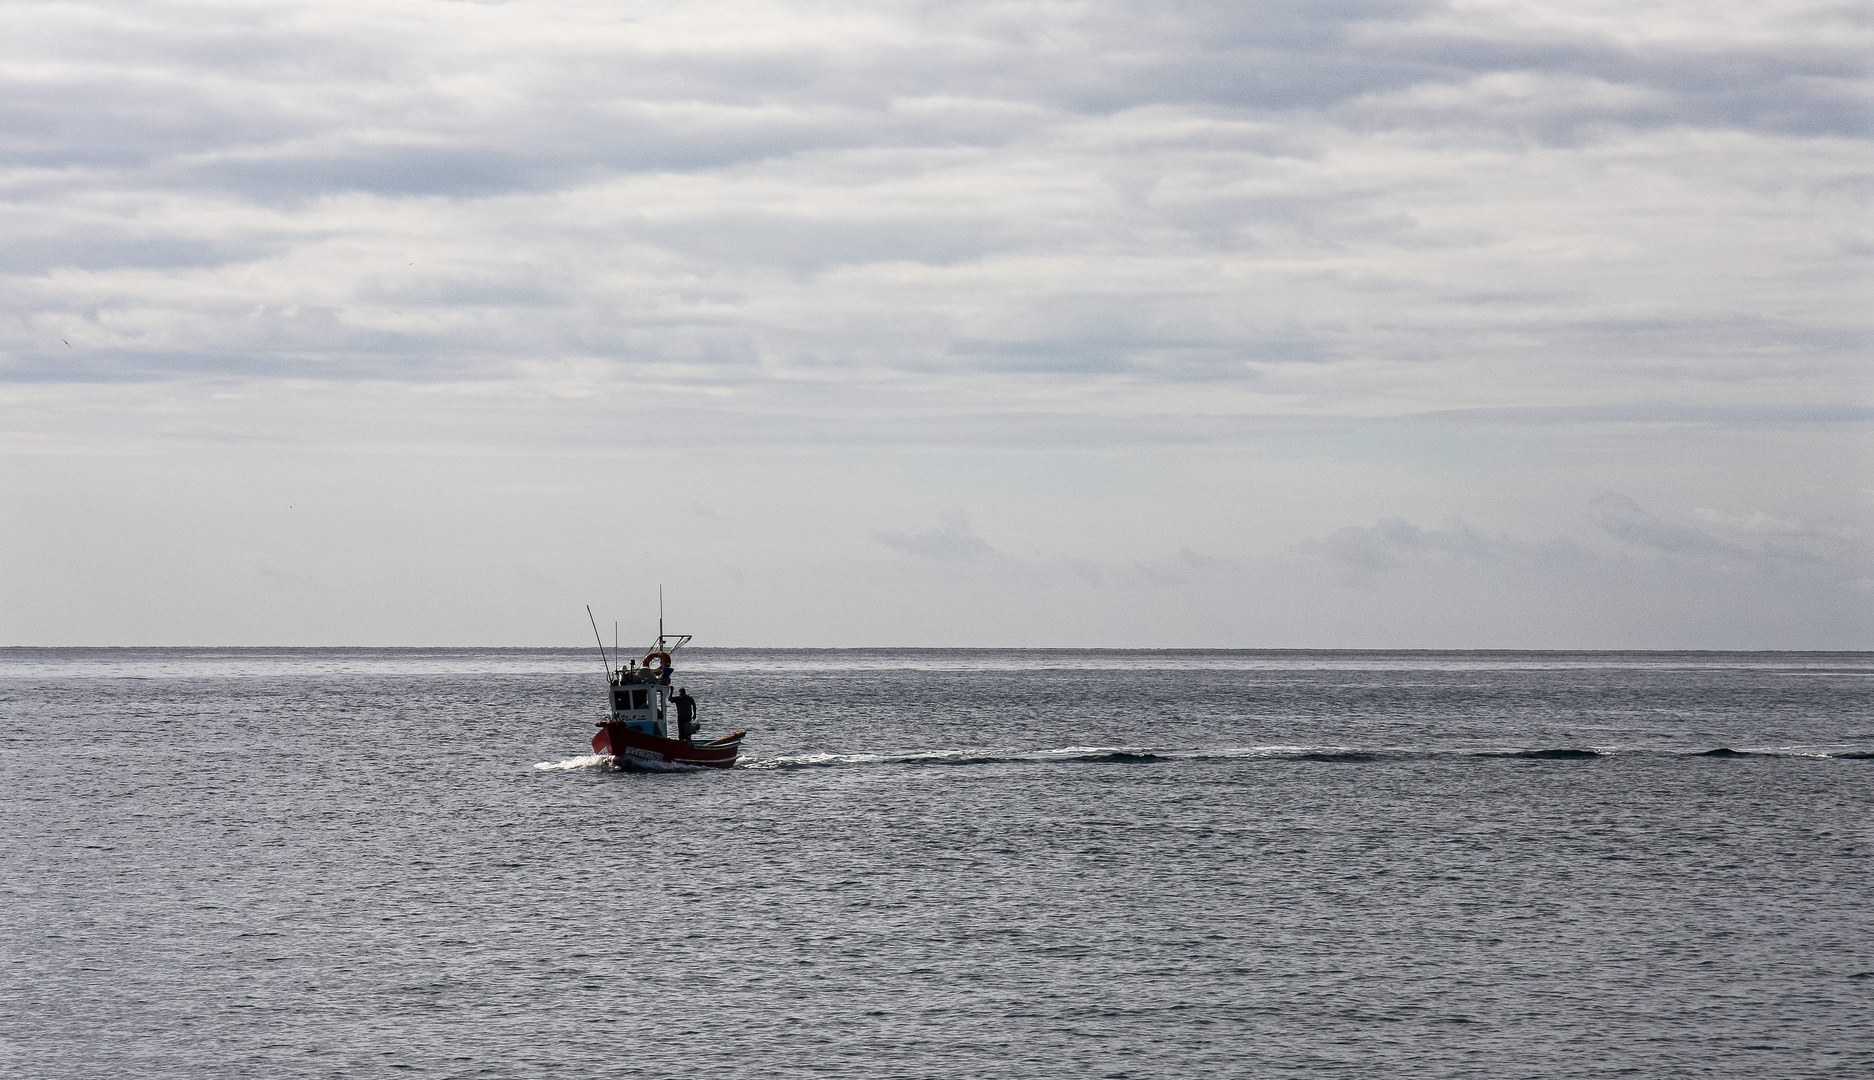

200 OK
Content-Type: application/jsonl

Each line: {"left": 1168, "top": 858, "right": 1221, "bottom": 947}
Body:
{"left": 4, "top": 648, "right": 1871, "bottom": 1079}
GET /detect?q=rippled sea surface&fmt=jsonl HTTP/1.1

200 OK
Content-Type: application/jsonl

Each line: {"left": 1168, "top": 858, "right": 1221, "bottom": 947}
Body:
{"left": 5, "top": 648, "right": 1872, "bottom": 1078}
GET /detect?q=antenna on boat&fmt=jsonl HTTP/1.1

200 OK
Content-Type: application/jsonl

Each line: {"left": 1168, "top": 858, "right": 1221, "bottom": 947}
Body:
{"left": 585, "top": 606, "right": 611, "bottom": 679}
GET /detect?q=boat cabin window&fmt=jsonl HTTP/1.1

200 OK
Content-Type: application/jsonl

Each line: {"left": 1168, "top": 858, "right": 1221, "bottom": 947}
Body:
{"left": 607, "top": 686, "right": 659, "bottom": 720}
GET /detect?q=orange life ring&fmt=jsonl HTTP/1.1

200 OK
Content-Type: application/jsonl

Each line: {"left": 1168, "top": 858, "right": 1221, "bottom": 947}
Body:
{"left": 642, "top": 651, "right": 672, "bottom": 670}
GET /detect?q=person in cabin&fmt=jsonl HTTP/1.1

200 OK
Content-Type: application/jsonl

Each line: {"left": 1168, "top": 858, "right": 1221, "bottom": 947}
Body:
{"left": 673, "top": 687, "right": 699, "bottom": 742}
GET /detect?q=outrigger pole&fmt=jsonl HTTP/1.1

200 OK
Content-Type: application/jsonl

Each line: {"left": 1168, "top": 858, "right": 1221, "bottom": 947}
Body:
{"left": 585, "top": 605, "right": 611, "bottom": 679}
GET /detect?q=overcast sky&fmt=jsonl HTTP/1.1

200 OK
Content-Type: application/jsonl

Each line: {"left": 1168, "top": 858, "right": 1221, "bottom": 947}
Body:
{"left": 3, "top": 0, "right": 1869, "bottom": 647}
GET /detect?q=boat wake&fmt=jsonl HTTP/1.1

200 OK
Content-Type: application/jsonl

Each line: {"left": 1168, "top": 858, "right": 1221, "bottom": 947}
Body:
{"left": 532, "top": 753, "right": 718, "bottom": 773}
{"left": 739, "top": 745, "right": 1394, "bottom": 769}
{"left": 738, "top": 743, "right": 1867, "bottom": 770}
{"left": 539, "top": 744, "right": 1866, "bottom": 773}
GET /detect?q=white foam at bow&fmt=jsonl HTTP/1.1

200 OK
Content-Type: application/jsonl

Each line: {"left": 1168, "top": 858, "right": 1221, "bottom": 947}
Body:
{"left": 534, "top": 754, "right": 610, "bottom": 771}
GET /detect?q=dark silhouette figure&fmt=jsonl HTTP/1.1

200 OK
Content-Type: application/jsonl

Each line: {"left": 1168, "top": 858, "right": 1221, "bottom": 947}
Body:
{"left": 673, "top": 688, "right": 698, "bottom": 742}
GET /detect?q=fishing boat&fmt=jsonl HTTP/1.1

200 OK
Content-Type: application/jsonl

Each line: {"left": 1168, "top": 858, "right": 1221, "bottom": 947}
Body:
{"left": 585, "top": 608, "right": 745, "bottom": 770}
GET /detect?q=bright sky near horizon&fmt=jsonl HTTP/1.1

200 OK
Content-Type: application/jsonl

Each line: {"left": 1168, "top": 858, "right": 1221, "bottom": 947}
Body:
{"left": 2, "top": 0, "right": 1869, "bottom": 647}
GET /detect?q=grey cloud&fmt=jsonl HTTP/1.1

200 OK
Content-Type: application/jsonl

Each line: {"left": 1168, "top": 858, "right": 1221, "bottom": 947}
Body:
{"left": 946, "top": 335, "right": 1177, "bottom": 376}
{"left": 872, "top": 512, "right": 1003, "bottom": 564}
{"left": 354, "top": 270, "right": 570, "bottom": 309}
{"left": 941, "top": 334, "right": 1322, "bottom": 380}
{"left": 911, "top": 3, "right": 1867, "bottom": 137}
{"left": 3, "top": 2, "right": 1867, "bottom": 649}
{"left": 3, "top": 348, "right": 463, "bottom": 385}
{"left": 184, "top": 146, "right": 570, "bottom": 201}
{"left": 0, "top": 231, "right": 268, "bottom": 275}
{"left": 1595, "top": 494, "right": 1746, "bottom": 557}
{"left": 1300, "top": 516, "right": 1591, "bottom": 582}
{"left": 1593, "top": 493, "right": 1870, "bottom": 580}
{"left": 932, "top": 284, "right": 1339, "bottom": 379}
{"left": 172, "top": 108, "right": 914, "bottom": 200}
{"left": 1409, "top": 314, "right": 1869, "bottom": 375}
{"left": 0, "top": 75, "right": 316, "bottom": 171}
{"left": 1303, "top": 500, "right": 1872, "bottom": 588}
{"left": 0, "top": 0, "right": 1866, "bottom": 401}
{"left": 1307, "top": 516, "right": 1493, "bottom": 570}
{"left": 1403, "top": 405, "right": 1874, "bottom": 427}
{"left": 1, "top": 304, "right": 496, "bottom": 384}
{"left": 632, "top": 208, "right": 1020, "bottom": 274}
{"left": 1104, "top": 547, "right": 1247, "bottom": 591}
{"left": 873, "top": 513, "right": 1244, "bottom": 592}
{"left": 9, "top": 0, "right": 1856, "bottom": 208}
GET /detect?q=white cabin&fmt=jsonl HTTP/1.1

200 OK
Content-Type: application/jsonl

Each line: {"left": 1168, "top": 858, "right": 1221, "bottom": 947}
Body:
{"left": 609, "top": 669, "right": 669, "bottom": 737}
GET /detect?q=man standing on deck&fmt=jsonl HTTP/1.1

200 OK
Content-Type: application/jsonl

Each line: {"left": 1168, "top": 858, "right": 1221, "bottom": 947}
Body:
{"left": 673, "top": 687, "right": 698, "bottom": 742}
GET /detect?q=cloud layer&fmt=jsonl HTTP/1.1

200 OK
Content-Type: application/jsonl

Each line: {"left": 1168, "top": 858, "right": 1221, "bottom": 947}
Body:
{"left": 5, "top": 0, "right": 1867, "bottom": 414}
{"left": 2, "top": 0, "right": 1869, "bottom": 645}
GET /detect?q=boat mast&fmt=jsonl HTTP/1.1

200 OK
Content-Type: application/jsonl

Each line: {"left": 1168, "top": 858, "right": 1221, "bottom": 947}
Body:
{"left": 647, "top": 586, "right": 692, "bottom": 656}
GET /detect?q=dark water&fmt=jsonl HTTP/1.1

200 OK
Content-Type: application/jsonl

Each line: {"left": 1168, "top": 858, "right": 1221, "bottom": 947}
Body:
{"left": 4, "top": 648, "right": 1871, "bottom": 1078}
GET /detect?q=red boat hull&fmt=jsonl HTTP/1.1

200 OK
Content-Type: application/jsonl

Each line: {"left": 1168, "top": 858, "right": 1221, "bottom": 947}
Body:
{"left": 593, "top": 723, "right": 742, "bottom": 769}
